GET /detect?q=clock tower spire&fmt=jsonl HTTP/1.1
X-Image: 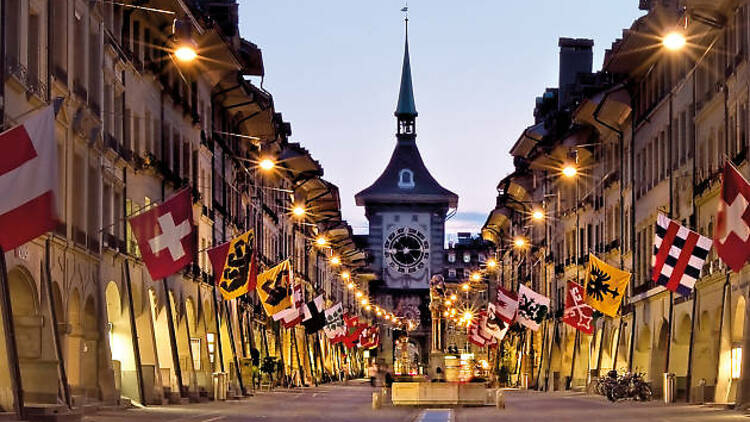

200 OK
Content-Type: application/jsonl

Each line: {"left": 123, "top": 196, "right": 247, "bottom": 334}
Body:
{"left": 395, "top": 15, "right": 417, "bottom": 139}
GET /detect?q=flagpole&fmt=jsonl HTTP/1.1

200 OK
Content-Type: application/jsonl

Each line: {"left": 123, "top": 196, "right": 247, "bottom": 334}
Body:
{"left": 123, "top": 259, "right": 146, "bottom": 405}
{"left": 568, "top": 329, "right": 580, "bottom": 390}
{"left": 43, "top": 239, "right": 72, "bottom": 410}
{"left": 595, "top": 317, "right": 606, "bottom": 377}
{"left": 545, "top": 320, "right": 557, "bottom": 390}
{"left": 223, "top": 301, "right": 246, "bottom": 395}
{"left": 0, "top": 248, "right": 24, "bottom": 419}
{"left": 535, "top": 319, "right": 548, "bottom": 389}
{"left": 305, "top": 333, "right": 318, "bottom": 386}
{"left": 212, "top": 285, "right": 226, "bottom": 373}
{"left": 291, "top": 327, "right": 305, "bottom": 386}
{"left": 162, "top": 278, "right": 185, "bottom": 397}
{"left": 664, "top": 291, "right": 674, "bottom": 376}
{"left": 685, "top": 288, "right": 698, "bottom": 402}
{"left": 627, "top": 307, "right": 636, "bottom": 373}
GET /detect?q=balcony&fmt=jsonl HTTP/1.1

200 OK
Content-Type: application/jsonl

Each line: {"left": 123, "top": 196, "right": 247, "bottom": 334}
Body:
{"left": 5, "top": 56, "right": 48, "bottom": 101}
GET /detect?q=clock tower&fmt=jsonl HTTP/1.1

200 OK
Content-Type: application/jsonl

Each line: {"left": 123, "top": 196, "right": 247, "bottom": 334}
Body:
{"left": 355, "top": 16, "right": 458, "bottom": 371}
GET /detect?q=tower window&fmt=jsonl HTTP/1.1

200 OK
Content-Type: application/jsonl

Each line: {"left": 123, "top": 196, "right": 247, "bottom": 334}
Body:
{"left": 398, "top": 169, "right": 415, "bottom": 189}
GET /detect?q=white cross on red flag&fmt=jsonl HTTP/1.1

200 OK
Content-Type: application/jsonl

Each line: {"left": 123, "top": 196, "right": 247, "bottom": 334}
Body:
{"left": 0, "top": 105, "right": 59, "bottom": 251}
{"left": 715, "top": 163, "right": 750, "bottom": 272}
{"left": 128, "top": 188, "right": 196, "bottom": 280}
{"left": 563, "top": 281, "right": 594, "bottom": 334}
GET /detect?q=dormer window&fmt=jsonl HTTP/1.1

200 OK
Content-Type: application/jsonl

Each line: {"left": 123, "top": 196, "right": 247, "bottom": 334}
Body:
{"left": 398, "top": 169, "right": 415, "bottom": 189}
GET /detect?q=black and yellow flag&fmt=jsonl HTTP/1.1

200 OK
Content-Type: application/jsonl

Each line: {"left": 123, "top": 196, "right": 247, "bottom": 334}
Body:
{"left": 584, "top": 254, "right": 631, "bottom": 317}
{"left": 256, "top": 260, "right": 293, "bottom": 316}
{"left": 208, "top": 230, "right": 257, "bottom": 300}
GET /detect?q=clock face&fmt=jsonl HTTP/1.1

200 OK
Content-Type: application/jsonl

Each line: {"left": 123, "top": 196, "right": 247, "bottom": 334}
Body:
{"left": 384, "top": 227, "right": 430, "bottom": 274}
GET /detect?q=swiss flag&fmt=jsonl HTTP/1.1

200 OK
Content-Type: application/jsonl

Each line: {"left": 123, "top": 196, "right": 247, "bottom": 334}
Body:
{"left": 128, "top": 188, "right": 196, "bottom": 280}
{"left": 715, "top": 163, "right": 750, "bottom": 272}
{"left": 0, "top": 105, "right": 59, "bottom": 251}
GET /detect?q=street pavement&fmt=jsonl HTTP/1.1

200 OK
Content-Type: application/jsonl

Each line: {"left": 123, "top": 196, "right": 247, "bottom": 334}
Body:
{"left": 83, "top": 382, "right": 747, "bottom": 422}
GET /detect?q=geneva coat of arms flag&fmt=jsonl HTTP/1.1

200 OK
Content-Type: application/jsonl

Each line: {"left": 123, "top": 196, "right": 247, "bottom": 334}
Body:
{"left": 517, "top": 284, "right": 550, "bottom": 331}
{"left": 495, "top": 286, "right": 518, "bottom": 324}
{"left": 0, "top": 105, "right": 59, "bottom": 251}
{"left": 128, "top": 188, "right": 196, "bottom": 280}
{"left": 584, "top": 254, "right": 631, "bottom": 317}
{"left": 256, "top": 260, "right": 294, "bottom": 316}
{"left": 715, "top": 162, "right": 750, "bottom": 272}
{"left": 652, "top": 213, "right": 712, "bottom": 296}
{"left": 563, "top": 281, "right": 594, "bottom": 334}
{"left": 208, "top": 230, "right": 257, "bottom": 300}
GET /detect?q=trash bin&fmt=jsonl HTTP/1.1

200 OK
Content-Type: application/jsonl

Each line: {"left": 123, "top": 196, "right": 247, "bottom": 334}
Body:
{"left": 695, "top": 378, "right": 706, "bottom": 404}
{"left": 213, "top": 372, "right": 227, "bottom": 401}
{"left": 663, "top": 373, "right": 675, "bottom": 403}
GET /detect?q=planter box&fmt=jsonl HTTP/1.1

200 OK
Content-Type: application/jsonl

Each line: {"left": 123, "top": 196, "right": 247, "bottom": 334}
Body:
{"left": 391, "top": 382, "right": 488, "bottom": 406}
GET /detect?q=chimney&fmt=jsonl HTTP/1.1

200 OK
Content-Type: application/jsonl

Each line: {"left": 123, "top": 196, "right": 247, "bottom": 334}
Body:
{"left": 558, "top": 38, "right": 593, "bottom": 110}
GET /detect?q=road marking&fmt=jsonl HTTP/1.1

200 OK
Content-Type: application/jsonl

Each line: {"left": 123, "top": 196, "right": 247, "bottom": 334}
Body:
{"left": 416, "top": 409, "right": 453, "bottom": 422}
{"left": 200, "top": 417, "right": 225, "bottom": 422}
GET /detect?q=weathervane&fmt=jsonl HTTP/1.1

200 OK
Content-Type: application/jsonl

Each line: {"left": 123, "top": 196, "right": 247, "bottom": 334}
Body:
{"left": 401, "top": 3, "right": 408, "bottom": 21}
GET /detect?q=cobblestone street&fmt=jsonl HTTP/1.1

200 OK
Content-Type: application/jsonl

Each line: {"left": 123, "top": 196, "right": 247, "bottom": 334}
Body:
{"left": 83, "top": 383, "right": 746, "bottom": 422}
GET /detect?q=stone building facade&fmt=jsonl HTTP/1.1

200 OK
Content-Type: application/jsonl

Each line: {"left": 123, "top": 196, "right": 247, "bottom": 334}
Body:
{"left": 483, "top": 0, "right": 750, "bottom": 405}
{"left": 0, "top": 0, "right": 369, "bottom": 416}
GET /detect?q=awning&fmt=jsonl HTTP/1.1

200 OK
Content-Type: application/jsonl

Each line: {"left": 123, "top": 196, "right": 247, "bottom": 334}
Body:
{"left": 509, "top": 122, "right": 547, "bottom": 158}
{"left": 575, "top": 84, "right": 631, "bottom": 131}
{"left": 279, "top": 143, "right": 324, "bottom": 185}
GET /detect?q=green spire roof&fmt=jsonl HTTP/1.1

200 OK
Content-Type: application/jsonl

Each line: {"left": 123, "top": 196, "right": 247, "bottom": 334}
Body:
{"left": 395, "top": 19, "right": 417, "bottom": 117}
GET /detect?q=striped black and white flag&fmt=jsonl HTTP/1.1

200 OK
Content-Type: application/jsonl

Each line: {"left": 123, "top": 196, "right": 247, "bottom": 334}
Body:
{"left": 652, "top": 213, "right": 712, "bottom": 296}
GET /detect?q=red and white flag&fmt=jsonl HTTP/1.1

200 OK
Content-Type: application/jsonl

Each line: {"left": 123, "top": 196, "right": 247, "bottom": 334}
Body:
{"left": 128, "top": 188, "right": 196, "bottom": 280}
{"left": 0, "top": 106, "right": 59, "bottom": 250}
{"left": 715, "top": 163, "right": 750, "bottom": 272}
{"left": 273, "top": 275, "right": 304, "bottom": 328}
{"left": 562, "top": 281, "right": 594, "bottom": 334}
{"left": 652, "top": 214, "right": 711, "bottom": 296}
{"left": 468, "top": 311, "right": 498, "bottom": 348}
{"left": 495, "top": 286, "right": 518, "bottom": 324}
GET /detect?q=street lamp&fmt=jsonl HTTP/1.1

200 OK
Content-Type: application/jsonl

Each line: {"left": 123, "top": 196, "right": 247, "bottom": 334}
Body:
{"left": 172, "top": 18, "right": 198, "bottom": 63}
{"left": 315, "top": 235, "right": 327, "bottom": 246}
{"left": 355, "top": 291, "right": 363, "bottom": 299}
{"left": 531, "top": 209, "right": 545, "bottom": 222}
{"left": 330, "top": 256, "right": 341, "bottom": 265}
{"left": 662, "top": 31, "right": 687, "bottom": 51}
{"left": 486, "top": 258, "right": 498, "bottom": 269}
{"left": 361, "top": 298, "right": 369, "bottom": 306}
{"left": 513, "top": 237, "right": 527, "bottom": 248}
{"left": 341, "top": 271, "right": 350, "bottom": 280}
{"left": 461, "top": 283, "right": 470, "bottom": 292}
{"left": 174, "top": 45, "right": 197, "bottom": 62}
{"left": 470, "top": 272, "right": 481, "bottom": 282}
{"left": 259, "top": 158, "right": 276, "bottom": 171}
{"left": 347, "top": 282, "right": 355, "bottom": 290}
{"left": 292, "top": 205, "right": 306, "bottom": 217}
{"left": 562, "top": 165, "right": 578, "bottom": 178}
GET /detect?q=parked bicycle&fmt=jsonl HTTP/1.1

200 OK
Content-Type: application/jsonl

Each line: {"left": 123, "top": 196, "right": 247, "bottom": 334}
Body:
{"left": 592, "top": 370, "right": 652, "bottom": 402}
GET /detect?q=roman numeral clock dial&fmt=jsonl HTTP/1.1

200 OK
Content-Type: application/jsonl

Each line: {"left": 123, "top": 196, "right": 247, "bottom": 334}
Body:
{"left": 384, "top": 227, "right": 429, "bottom": 275}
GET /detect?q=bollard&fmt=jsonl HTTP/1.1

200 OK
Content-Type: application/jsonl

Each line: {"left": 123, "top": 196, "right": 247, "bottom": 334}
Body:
{"left": 495, "top": 390, "right": 505, "bottom": 409}
{"left": 663, "top": 373, "right": 675, "bottom": 404}
{"left": 696, "top": 379, "right": 706, "bottom": 404}
{"left": 372, "top": 391, "right": 382, "bottom": 409}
